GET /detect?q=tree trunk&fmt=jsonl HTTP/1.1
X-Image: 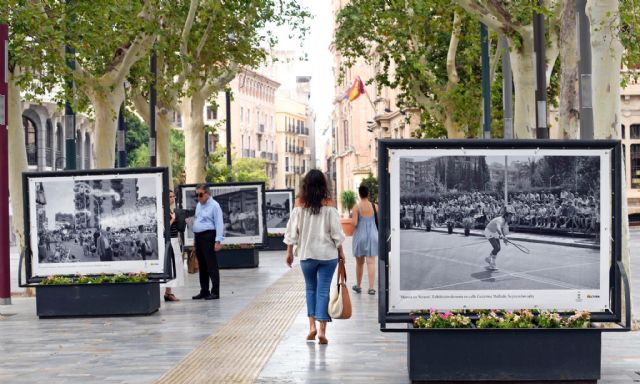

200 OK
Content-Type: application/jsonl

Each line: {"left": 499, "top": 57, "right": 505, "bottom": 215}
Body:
{"left": 7, "top": 74, "right": 29, "bottom": 250}
{"left": 156, "top": 111, "right": 173, "bottom": 186}
{"left": 89, "top": 86, "right": 125, "bottom": 168}
{"left": 587, "top": 0, "right": 635, "bottom": 329}
{"left": 132, "top": 93, "right": 174, "bottom": 187}
{"left": 587, "top": 0, "right": 623, "bottom": 139}
{"left": 444, "top": 11, "right": 464, "bottom": 139}
{"left": 509, "top": 29, "right": 537, "bottom": 138}
{"left": 182, "top": 92, "right": 206, "bottom": 183}
{"left": 559, "top": 0, "right": 580, "bottom": 139}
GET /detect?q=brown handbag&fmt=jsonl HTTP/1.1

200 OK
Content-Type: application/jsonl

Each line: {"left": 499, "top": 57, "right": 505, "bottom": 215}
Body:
{"left": 187, "top": 248, "right": 199, "bottom": 274}
{"left": 328, "top": 260, "right": 352, "bottom": 319}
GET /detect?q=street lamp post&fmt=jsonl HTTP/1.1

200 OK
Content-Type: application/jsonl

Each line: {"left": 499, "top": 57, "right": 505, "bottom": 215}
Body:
{"left": 0, "top": 24, "right": 11, "bottom": 304}
{"left": 64, "top": 0, "right": 77, "bottom": 170}
{"left": 577, "top": 0, "right": 594, "bottom": 139}
{"left": 225, "top": 90, "right": 232, "bottom": 181}
{"left": 149, "top": 51, "right": 157, "bottom": 167}
{"left": 534, "top": 0, "right": 549, "bottom": 139}
{"left": 481, "top": 23, "right": 491, "bottom": 138}
{"left": 117, "top": 83, "right": 127, "bottom": 168}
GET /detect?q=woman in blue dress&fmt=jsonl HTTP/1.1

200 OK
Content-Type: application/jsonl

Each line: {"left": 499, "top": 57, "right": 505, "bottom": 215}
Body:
{"left": 351, "top": 185, "right": 379, "bottom": 295}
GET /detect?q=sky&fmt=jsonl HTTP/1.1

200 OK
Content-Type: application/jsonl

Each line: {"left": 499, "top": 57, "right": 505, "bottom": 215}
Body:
{"left": 273, "top": 1, "right": 334, "bottom": 166}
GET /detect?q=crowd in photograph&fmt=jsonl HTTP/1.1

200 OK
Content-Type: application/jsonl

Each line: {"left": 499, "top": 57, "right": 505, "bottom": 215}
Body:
{"left": 400, "top": 190, "right": 600, "bottom": 236}
{"left": 38, "top": 225, "right": 158, "bottom": 263}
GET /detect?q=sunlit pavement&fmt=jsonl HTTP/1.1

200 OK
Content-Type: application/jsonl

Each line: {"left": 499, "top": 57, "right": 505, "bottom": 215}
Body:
{"left": 2, "top": 232, "right": 639, "bottom": 383}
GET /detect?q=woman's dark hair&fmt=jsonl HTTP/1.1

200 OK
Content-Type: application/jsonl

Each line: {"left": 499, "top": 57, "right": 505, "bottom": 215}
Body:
{"left": 300, "top": 169, "right": 330, "bottom": 215}
{"left": 358, "top": 184, "right": 369, "bottom": 198}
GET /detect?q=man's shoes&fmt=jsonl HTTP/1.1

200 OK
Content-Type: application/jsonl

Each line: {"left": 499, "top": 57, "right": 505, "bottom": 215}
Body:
{"left": 192, "top": 292, "right": 209, "bottom": 300}
{"left": 205, "top": 293, "right": 219, "bottom": 300}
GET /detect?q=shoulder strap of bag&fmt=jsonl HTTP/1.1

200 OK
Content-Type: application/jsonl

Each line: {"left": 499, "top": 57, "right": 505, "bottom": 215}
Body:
{"left": 337, "top": 260, "right": 347, "bottom": 285}
{"left": 372, "top": 202, "right": 378, "bottom": 230}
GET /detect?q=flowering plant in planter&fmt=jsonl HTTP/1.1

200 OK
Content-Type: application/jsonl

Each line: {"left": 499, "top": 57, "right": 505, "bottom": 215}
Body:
{"left": 412, "top": 309, "right": 590, "bottom": 329}
{"left": 563, "top": 310, "right": 591, "bottom": 328}
{"left": 413, "top": 310, "right": 472, "bottom": 329}
{"left": 536, "top": 311, "right": 563, "bottom": 328}
{"left": 40, "top": 272, "right": 149, "bottom": 285}
{"left": 476, "top": 311, "right": 502, "bottom": 328}
{"left": 499, "top": 309, "right": 535, "bottom": 329}
{"left": 221, "top": 244, "right": 256, "bottom": 250}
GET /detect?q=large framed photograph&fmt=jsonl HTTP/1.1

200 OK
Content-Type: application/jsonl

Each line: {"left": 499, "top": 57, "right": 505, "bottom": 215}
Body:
{"left": 23, "top": 168, "right": 170, "bottom": 280}
{"left": 265, "top": 189, "right": 294, "bottom": 234}
{"left": 178, "top": 182, "right": 266, "bottom": 246}
{"left": 378, "top": 140, "right": 622, "bottom": 318}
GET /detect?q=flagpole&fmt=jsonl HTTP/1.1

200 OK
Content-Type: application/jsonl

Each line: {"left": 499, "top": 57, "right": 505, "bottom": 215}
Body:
{"left": 363, "top": 90, "right": 377, "bottom": 112}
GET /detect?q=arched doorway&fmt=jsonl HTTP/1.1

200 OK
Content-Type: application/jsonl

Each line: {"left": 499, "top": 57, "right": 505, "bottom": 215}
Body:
{"left": 84, "top": 132, "right": 91, "bottom": 169}
{"left": 22, "top": 116, "right": 38, "bottom": 167}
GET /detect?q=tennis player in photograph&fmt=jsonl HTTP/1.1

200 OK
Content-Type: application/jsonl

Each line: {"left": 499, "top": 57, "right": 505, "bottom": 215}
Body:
{"left": 484, "top": 206, "right": 515, "bottom": 270}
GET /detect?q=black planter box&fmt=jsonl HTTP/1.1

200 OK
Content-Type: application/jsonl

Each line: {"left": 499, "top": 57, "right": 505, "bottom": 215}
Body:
{"left": 265, "top": 236, "right": 287, "bottom": 250}
{"left": 407, "top": 328, "right": 601, "bottom": 383}
{"left": 218, "top": 248, "right": 259, "bottom": 269}
{"left": 36, "top": 282, "right": 160, "bottom": 318}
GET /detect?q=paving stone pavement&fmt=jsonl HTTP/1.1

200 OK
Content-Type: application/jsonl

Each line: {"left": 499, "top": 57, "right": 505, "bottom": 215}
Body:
{"left": 257, "top": 232, "right": 640, "bottom": 384}
{"left": 0, "top": 250, "right": 292, "bottom": 384}
{"left": 1, "top": 231, "right": 639, "bottom": 383}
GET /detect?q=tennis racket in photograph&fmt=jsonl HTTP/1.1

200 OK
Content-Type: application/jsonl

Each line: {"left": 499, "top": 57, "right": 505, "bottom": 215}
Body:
{"left": 504, "top": 238, "right": 531, "bottom": 254}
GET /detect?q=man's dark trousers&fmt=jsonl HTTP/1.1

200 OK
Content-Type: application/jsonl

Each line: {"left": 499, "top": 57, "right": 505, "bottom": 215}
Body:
{"left": 195, "top": 230, "right": 219, "bottom": 295}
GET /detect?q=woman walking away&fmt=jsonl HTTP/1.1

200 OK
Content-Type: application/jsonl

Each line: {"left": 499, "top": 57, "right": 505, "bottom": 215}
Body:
{"left": 285, "top": 170, "right": 346, "bottom": 345}
{"left": 351, "top": 185, "right": 379, "bottom": 295}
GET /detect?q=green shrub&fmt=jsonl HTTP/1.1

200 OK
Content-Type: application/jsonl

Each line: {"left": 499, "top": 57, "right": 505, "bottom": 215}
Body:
{"left": 340, "top": 190, "right": 357, "bottom": 216}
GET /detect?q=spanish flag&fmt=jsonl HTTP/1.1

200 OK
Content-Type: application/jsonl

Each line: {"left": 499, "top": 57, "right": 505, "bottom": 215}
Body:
{"left": 344, "top": 76, "right": 365, "bottom": 102}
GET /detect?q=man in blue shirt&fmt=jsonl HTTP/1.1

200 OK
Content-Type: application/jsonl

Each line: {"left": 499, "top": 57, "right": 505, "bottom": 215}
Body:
{"left": 192, "top": 184, "right": 225, "bottom": 300}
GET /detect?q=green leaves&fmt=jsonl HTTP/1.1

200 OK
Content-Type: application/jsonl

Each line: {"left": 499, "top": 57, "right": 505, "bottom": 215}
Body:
{"left": 334, "top": 0, "right": 486, "bottom": 137}
{"left": 205, "top": 145, "right": 269, "bottom": 184}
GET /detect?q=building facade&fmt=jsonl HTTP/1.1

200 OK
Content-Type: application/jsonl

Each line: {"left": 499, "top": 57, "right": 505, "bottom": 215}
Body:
{"left": 275, "top": 95, "right": 311, "bottom": 192}
{"left": 200, "top": 69, "right": 280, "bottom": 188}
{"left": 21, "top": 100, "right": 95, "bottom": 172}
{"left": 621, "top": 74, "right": 640, "bottom": 214}
{"left": 331, "top": 0, "right": 420, "bottom": 212}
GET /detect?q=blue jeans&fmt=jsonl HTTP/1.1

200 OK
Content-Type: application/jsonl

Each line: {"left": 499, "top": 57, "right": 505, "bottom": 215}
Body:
{"left": 300, "top": 258, "right": 339, "bottom": 321}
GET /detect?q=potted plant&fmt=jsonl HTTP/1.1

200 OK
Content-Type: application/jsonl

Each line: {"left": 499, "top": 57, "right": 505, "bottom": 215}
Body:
{"left": 340, "top": 190, "right": 357, "bottom": 236}
{"left": 266, "top": 232, "right": 287, "bottom": 250}
{"left": 35, "top": 272, "right": 159, "bottom": 317}
{"left": 217, "top": 244, "right": 259, "bottom": 268}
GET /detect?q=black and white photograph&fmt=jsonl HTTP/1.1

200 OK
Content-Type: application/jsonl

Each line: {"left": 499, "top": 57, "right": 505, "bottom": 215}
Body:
{"left": 25, "top": 170, "right": 168, "bottom": 278}
{"left": 179, "top": 183, "right": 265, "bottom": 246}
{"left": 266, "top": 189, "right": 294, "bottom": 234}
{"left": 388, "top": 148, "right": 611, "bottom": 312}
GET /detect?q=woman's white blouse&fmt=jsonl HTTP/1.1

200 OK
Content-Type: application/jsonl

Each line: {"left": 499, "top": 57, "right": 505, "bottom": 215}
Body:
{"left": 284, "top": 206, "right": 345, "bottom": 261}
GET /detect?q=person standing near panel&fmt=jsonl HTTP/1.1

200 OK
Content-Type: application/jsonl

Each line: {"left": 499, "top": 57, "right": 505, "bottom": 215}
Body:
{"left": 163, "top": 190, "right": 187, "bottom": 302}
{"left": 192, "top": 184, "right": 225, "bottom": 300}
